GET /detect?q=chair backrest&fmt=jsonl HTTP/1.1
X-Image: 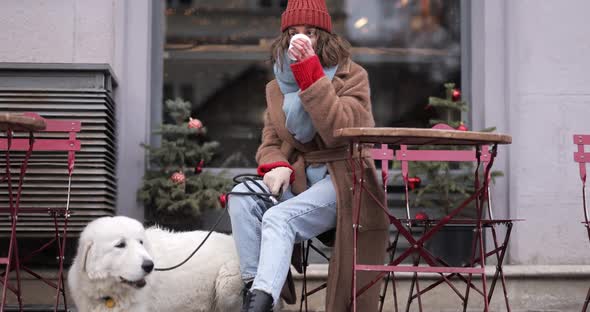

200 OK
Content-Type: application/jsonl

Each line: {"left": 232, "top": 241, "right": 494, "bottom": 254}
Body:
{"left": 370, "top": 124, "right": 493, "bottom": 220}
{"left": 0, "top": 112, "right": 81, "bottom": 175}
{"left": 573, "top": 134, "right": 589, "bottom": 224}
{"left": 396, "top": 144, "right": 491, "bottom": 219}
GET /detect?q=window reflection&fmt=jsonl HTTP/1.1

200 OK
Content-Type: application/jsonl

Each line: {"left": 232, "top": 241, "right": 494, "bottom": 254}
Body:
{"left": 164, "top": 0, "right": 461, "bottom": 167}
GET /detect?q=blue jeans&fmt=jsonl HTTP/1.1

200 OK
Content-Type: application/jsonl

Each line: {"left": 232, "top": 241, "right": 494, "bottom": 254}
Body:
{"left": 228, "top": 175, "right": 337, "bottom": 303}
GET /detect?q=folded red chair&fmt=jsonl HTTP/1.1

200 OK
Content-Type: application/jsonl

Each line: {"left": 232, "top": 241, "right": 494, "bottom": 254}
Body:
{"left": 573, "top": 134, "right": 590, "bottom": 311}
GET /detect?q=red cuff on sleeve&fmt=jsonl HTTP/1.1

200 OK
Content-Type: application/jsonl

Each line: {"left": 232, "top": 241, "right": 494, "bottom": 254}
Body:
{"left": 290, "top": 55, "right": 325, "bottom": 91}
{"left": 257, "top": 162, "right": 296, "bottom": 184}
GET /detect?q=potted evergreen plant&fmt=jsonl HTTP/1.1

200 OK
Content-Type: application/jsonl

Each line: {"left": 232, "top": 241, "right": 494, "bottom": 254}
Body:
{"left": 138, "top": 98, "right": 232, "bottom": 231}
{"left": 402, "top": 83, "right": 503, "bottom": 266}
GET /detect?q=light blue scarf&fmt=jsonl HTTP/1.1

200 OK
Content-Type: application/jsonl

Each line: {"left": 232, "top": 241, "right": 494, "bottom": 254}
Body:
{"left": 273, "top": 52, "right": 338, "bottom": 186}
{"left": 273, "top": 53, "right": 338, "bottom": 144}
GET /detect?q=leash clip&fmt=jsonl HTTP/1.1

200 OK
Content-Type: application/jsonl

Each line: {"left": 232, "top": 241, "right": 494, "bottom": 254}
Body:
{"left": 269, "top": 196, "right": 279, "bottom": 205}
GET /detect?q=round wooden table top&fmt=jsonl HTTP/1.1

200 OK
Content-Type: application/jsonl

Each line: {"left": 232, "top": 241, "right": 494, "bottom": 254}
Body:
{"left": 334, "top": 127, "right": 512, "bottom": 146}
{"left": 0, "top": 113, "right": 46, "bottom": 132}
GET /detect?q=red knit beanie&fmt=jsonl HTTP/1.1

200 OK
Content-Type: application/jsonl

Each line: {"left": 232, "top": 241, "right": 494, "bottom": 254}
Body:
{"left": 281, "top": 0, "right": 333, "bottom": 33}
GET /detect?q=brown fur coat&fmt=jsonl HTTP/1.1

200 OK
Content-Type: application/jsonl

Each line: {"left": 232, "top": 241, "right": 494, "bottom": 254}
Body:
{"left": 257, "top": 58, "right": 389, "bottom": 311}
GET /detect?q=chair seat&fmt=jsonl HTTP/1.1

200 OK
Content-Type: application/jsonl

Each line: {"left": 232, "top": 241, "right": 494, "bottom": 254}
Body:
{"left": 291, "top": 229, "right": 336, "bottom": 274}
{"left": 316, "top": 228, "right": 336, "bottom": 247}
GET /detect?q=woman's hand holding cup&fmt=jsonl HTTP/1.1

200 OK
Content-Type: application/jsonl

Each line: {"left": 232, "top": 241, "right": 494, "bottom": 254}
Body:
{"left": 288, "top": 34, "right": 314, "bottom": 62}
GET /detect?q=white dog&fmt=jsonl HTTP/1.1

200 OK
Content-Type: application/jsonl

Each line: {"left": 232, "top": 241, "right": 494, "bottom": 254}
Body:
{"left": 68, "top": 216, "right": 243, "bottom": 312}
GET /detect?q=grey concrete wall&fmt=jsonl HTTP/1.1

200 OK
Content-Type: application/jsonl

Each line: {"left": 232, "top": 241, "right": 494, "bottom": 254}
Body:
{"left": 113, "top": 0, "right": 163, "bottom": 221}
{"left": 0, "top": 0, "right": 163, "bottom": 221}
{"left": 472, "top": 0, "right": 590, "bottom": 265}
{"left": 0, "top": 0, "right": 117, "bottom": 67}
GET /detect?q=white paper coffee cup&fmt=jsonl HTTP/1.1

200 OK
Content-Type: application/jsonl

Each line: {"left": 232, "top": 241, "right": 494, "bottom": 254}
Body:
{"left": 288, "top": 34, "right": 312, "bottom": 61}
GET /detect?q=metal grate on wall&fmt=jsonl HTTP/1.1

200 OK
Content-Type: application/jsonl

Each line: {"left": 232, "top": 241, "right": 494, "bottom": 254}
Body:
{"left": 0, "top": 64, "right": 117, "bottom": 237}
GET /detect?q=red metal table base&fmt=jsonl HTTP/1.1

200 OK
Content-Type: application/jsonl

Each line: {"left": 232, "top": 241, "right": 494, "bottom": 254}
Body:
{"left": 350, "top": 143, "right": 505, "bottom": 312}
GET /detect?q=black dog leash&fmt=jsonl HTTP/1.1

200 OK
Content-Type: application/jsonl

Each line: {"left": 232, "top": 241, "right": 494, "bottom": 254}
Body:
{"left": 155, "top": 174, "right": 280, "bottom": 272}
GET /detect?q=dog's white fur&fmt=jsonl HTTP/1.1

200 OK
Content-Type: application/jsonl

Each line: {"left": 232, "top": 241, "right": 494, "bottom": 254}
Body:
{"left": 68, "top": 216, "right": 243, "bottom": 312}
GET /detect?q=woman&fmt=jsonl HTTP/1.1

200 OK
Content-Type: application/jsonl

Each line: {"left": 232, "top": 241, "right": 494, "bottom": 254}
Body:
{"left": 228, "top": 1, "right": 388, "bottom": 311}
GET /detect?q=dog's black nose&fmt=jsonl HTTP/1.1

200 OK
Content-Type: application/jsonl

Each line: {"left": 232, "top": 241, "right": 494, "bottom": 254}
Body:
{"left": 142, "top": 260, "right": 154, "bottom": 273}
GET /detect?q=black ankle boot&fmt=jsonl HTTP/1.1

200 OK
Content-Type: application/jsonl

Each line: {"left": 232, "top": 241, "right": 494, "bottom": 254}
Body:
{"left": 241, "top": 281, "right": 253, "bottom": 307}
{"left": 241, "top": 289, "right": 273, "bottom": 312}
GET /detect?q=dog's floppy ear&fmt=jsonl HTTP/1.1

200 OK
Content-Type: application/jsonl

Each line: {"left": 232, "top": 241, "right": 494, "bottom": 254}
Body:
{"left": 78, "top": 236, "right": 108, "bottom": 280}
{"left": 80, "top": 239, "right": 92, "bottom": 273}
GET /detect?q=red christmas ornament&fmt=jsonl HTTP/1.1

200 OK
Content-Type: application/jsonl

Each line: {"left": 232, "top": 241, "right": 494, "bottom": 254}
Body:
{"left": 170, "top": 171, "right": 186, "bottom": 184}
{"left": 195, "top": 159, "right": 204, "bottom": 174}
{"left": 415, "top": 212, "right": 429, "bottom": 221}
{"left": 456, "top": 122, "right": 468, "bottom": 131}
{"left": 219, "top": 193, "right": 227, "bottom": 208}
{"left": 407, "top": 176, "right": 421, "bottom": 190}
{"left": 188, "top": 117, "right": 203, "bottom": 129}
{"left": 451, "top": 89, "right": 461, "bottom": 101}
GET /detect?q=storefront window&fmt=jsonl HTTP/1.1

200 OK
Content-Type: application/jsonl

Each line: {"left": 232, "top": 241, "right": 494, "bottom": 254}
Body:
{"left": 164, "top": 0, "right": 462, "bottom": 168}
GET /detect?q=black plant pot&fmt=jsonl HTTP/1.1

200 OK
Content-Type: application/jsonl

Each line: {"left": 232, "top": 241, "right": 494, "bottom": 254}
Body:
{"left": 424, "top": 225, "right": 479, "bottom": 267}
{"left": 145, "top": 208, "right": 231, "bottom": 233}
{"left": 145, "top": 210, "right": 199, "bottom": 231}
{"left": 198, "top": 208, "right": 232, "bottom": 233}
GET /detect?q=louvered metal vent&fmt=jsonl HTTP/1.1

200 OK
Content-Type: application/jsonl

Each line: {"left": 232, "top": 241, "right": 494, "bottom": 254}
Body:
{"left": 0, "top": 64, "right": 117, "bottom": 237}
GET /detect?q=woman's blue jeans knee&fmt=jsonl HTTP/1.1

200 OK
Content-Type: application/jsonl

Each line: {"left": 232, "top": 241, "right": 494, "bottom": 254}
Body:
{"left": 228, "top": 175, "right": 337, "bottom": 304}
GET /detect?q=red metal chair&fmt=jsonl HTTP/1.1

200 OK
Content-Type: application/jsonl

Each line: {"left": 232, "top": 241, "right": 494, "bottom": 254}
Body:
{"left": 377, "top": 141, "right": 515, "bottom": 311}
{"left": 0, "top": 112, "right": 81, "bottom": 311}
{"left": 573, "top": 134, "right": 590, "bottom": 311}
